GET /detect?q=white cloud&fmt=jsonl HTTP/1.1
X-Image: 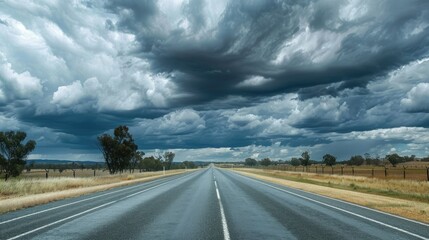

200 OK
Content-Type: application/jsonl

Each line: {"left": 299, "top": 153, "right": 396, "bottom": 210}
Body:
{"left": 137, "top": 109, "right": 206, "bottom": 136}
{"left": 0, "top": 115, "right": 20, "bottom": 131}
{"left": 0, "top": 14, "right": 69, "bottom": 84}
{"left": 236, "top": 75, "right": 272, "bottom": 88}
{"left": 288, "top": 96, "right": 349, "bottom": 126}
{"left": 400, "top": 83, "right": 429, "bottom": 112}
{"left": 0, "top": 53, "right": 42, "bottom": 103}
{"left": 329, "top": 127, "right": 429, "bottom": 144}
{"left": 227, "top": 112, "right": 261, "bottom": 129}
{"left": 52, "top": 80, "right": 86, "bottom": 107}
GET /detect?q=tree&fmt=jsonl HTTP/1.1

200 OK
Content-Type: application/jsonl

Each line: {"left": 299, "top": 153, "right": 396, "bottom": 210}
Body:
{"left": 98, "top": 125, "right": 138, "bottom": 174}
{"left": 386, "top": 153, "right": 402, "bottom": 167}
{"left": 349, "top": 155, "right": 365, "bottom": 166}
{"left": 290, "top": 158, "right": 301, "bottom": 166}
{"left": 182, "top": 161, "right": 196, "bottom": 169}
{"left": 0, "top": 131, "right": 36, "bottom": 180}
{"left": 363, "top": 153, "right": 372, "bottom": 165}
{"left": 300, "top": 151, "right": 310, "bottom": 166}
{"left": 130, "top": 151, "right": 144, "bottom": 173}
{"left": 322, "top": 154, "right": 336, "bottom": 166}
{"left": 260, "top": 158, "right": 272, "bottom": 166}
{"left": 163, "top": 151, "right": 175, "bottom": 170}
{"left": 244, "top": 158, "right": 257, "bottom": 166}
{"left": 139, "top": 156, "right": 163, "bottom": 171}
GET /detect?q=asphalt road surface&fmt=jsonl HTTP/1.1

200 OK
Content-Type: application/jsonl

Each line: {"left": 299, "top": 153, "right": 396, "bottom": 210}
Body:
{"left": 1, "top": 167, "right": 428, "bottom": 240}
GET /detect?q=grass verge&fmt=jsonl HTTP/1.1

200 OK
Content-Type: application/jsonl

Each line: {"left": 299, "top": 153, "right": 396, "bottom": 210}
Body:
{"left": 0, "top": 170, "right": 190, "bottom": 214}
{"left": 232, "top": 168, "right": 429, "bottom": 224}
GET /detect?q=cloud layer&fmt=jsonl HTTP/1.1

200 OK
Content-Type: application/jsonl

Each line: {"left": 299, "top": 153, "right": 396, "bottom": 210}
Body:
{"left": 0, "top": 0, "right": 428, "bottom": 161}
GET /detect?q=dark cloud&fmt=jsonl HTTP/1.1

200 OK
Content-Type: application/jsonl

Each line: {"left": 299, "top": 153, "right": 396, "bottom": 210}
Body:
{"left": 0, "top": 0, "right": 428, "bottom": 161}
{"left": 106, "top": 0, "right": 429, "bottom": 105}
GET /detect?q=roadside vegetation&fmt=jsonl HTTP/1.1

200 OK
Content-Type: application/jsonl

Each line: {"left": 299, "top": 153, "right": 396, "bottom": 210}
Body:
{"left": 0, "top": 126, "right": 200, "bottom": 181}
{"left": 0, "top": 169, "right": 188, "bottom": 213}
{"left": 0, "top": 131, "right": 36, "bottom": 181}
{"left": 0, "top": 170, "right": 185, "bottom": 200}
{"left": 234, "top": 168, "right": 429, "bottom": 203}
{"left": 219, "top": 151, "right": 429, "bottom": 222}
{"left": 0, "top": 126, "right": 203, "bottom": 213}
{"left": 238, "top": 151, "right": 429, "bottom": 181}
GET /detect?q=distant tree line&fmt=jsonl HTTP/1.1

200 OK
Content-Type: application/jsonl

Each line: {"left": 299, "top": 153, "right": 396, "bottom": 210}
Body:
{"left": 24, "top": 161, "right": 106, "bottom": 173}
{"left": 244, "top": 151, "right": 429, "bottom": 167}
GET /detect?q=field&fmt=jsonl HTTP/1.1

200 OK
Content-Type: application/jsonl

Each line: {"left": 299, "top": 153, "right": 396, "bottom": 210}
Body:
{"left": 232, "top": 168, "right": 429, "bottom": 202}
{"left": 234, "top": 162, "right": 429, "bottom": 181}
{"left": 20, "top": 168, "right": 116, "bottom": 179}
{"left": 232, "top": 168, "right": 429, "bottom": 223}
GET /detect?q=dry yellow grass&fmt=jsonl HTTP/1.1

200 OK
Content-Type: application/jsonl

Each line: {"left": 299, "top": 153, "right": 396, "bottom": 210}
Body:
{"left": 233, "top": 168, "right": 429, "bottom": 224}
{"left": 0, "top": 170, "right": 189, "bottom": 213}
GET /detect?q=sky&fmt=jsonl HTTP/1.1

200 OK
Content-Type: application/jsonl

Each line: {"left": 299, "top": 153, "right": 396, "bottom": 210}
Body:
{"left": 0, "top": 0, "right": 429, "bottom": 162}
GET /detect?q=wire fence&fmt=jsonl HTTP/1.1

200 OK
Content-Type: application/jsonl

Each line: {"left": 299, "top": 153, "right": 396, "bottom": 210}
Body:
{"left": 239, "top": 165, "right": 429, "bottom": 181}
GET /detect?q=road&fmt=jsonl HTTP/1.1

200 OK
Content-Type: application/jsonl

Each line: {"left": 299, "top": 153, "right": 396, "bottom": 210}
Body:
{"left": 1, "top": 167, "right": 428, "bottom": 240}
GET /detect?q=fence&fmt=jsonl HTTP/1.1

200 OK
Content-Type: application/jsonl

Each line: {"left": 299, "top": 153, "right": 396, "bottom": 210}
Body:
{"left": 20, "top": 168, "right": 109, "bottom": 179}
{"left": 250, "top": 165, "right": 429, "bottom": 181}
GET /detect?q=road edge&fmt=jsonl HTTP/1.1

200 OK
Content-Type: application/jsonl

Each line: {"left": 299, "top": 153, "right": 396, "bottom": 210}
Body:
{"left": 230, "top": 168, "right": 429, "bottom": 224}
{"left": 0, "top": 170, "right": 192, "bottom": 214}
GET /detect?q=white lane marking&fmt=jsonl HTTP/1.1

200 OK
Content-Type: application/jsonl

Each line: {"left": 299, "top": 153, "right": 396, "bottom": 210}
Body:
{"left": 231, "top": 170, "right": 429, "bottom": 228}
{"left": 232, "top": 172, "right": 429, "bottom": 240}
{"left": 7, "top": 201, "right": 117, "bottom": 240}
{"left": 1, "top": 171, "right": 197, "bottom": 225}
{"left": 6, "top": 171, "right": 199, "bottom": 240}
{"left": 295, "top": 187, "right": 429, "bottom": 227}
{"left": 214, "top": 181, "right": 221, "bottom": 200}
{"left": 214, "top": 180, "right": 230, "bottom": 240}
{"left": 120, "top": 179, "right": 173, "bottom": 200}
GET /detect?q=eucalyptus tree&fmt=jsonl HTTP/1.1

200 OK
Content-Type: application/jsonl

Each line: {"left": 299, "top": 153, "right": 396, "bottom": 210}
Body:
{"left": 0, "top": 131, "right": 36, "bottom": 180}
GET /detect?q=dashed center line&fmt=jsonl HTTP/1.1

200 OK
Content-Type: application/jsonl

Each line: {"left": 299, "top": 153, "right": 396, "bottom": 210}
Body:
{"left": 214, "top": 180, "right": 230, "bottom": 240}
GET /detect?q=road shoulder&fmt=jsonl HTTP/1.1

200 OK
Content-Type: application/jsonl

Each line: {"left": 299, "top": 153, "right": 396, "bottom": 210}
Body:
{"left": 231, "top": 168, "right": 429, "bottom": 224}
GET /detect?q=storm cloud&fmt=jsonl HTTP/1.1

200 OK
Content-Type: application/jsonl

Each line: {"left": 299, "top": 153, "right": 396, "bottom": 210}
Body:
{"left": 0, "top": 0, "right": 428, "bottom": 161}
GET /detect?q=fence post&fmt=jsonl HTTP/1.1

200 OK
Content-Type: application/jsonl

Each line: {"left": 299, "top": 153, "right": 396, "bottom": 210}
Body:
{"left": 371, "top": 168, "right": 374, "bottom": 178}
{"left": 303, "top": 166, "right": 305, "bottom": 172}
{"left": 322, "top": 166, "right": 324, "bottom": 174}
{"left": 403, "top": 166, "right": 406, "bottom": 179}
{"left": 94, "top": 169, "right": 96, "bottom": 177}
{"left": 315, "top": 166, "right": 318, "bottom": 174}
{"left": 427, "top": 167, "right": 429, "bottom": 181}
{"left": 331, "top": 167, "right": 334, "bottom": 174}
{"left": 352, "top": 167, "right": 354, "bottom": 176}
{"left": 341, "top": 166, "right": 344, "bottom": 175}
{"left": 384, "top": 167, "right": 387, "bottom": 178}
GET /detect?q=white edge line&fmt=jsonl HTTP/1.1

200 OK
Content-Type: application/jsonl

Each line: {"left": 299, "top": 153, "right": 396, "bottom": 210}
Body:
{"left": 213, "top": 179, "right": 230, "bottom": 240}
{"left": 1, "top": 170, "right": 197, "bottom": 225}
{"left": 232, "top": 171, "right": 429, "bottom": 240}
{"left": 0, "top": 187, "right": 135, "bottom": 225}
{"left": 6, "top": 170, "right": 200, "bottom": 240}
{"left": 7, "top": 201, "right": 117, "bottom": 240}
{"left": 232, "top": 170, "right": 429, "bottom": 227}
